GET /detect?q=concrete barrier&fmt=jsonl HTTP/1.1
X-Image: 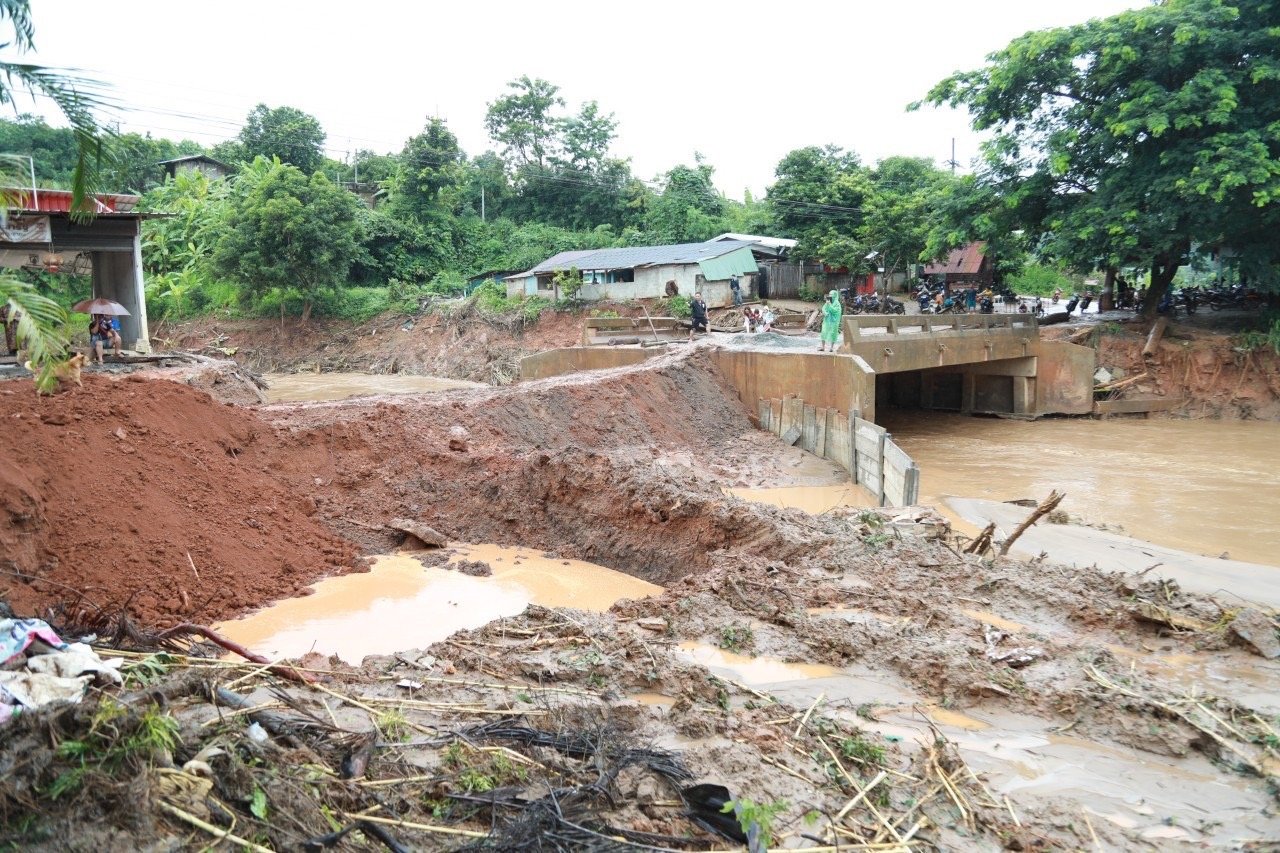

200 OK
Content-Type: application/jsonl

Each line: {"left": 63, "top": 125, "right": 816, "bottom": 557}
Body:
{"left": 756, "top": 397, "right": 920, "bottom": 507}
{"left": 581, "top": 316, "right": 684, "bottom": 346}
{"left": 519, "top": 347, "right": 655, "bottom": 381}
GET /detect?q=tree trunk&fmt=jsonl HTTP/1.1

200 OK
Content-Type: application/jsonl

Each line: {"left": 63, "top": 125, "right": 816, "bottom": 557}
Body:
{"left": 301, "top": 300, "right": 312, "bottom": 324}
{"left": 1101, "top": 267, "right": 1116, "bottom": 311}
{"left": 1138, "top": 249, "right": 1183, "bottom": 320}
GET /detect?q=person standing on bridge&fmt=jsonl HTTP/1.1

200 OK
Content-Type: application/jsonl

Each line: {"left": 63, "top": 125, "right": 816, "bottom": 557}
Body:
{"left": 819, "top": 290, "right": 842, "bottom": 353}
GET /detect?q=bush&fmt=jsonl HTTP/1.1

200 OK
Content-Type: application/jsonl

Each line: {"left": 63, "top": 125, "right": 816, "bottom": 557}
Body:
{"left": 1006, "top": 263, "right": 1079, "bottom": 296}
{"left": 664, "top": 294, "right": 691, "bottom": 318}
{"left": 797, "top": 283, "right": 822, "bottom": 302}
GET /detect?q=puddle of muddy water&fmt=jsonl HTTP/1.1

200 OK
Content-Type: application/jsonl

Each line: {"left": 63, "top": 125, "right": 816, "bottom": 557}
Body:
{"left": 264, "top": 372, "right": 484, "bottom": 402}
{"left": 724, "top": 483, "right": 876, "bottom": 515}
{"left": 880, "top": 411, "right": 1280, "bottom": 568}
{"left": 216, "top": 545, "right": 662, "bottom": 664}
{"left": 675, "top": 642, "right": 841, "bottom": 685}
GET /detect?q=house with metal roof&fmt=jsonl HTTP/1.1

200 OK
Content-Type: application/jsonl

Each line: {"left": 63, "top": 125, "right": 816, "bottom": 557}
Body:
{"left": 158, "top": 154, "right": 234, "bottom": 181}
{"left": 505, "top": 240, "right": 760, "bottom": 305}
{"left": 0, "top": 188, "right": 153, "bottom": 355}
{"left": 923, "top": 241, "right": 994, "bottom": 286}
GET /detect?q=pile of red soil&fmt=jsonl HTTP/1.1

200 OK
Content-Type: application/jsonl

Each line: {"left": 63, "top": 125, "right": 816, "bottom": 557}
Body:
{"left": 0, "top": 374, "right": 357, "bottom": 626}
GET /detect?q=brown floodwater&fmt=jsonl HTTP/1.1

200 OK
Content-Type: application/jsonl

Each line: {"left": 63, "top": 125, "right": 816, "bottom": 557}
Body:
{"left": 215, "top": 545, "right": 662, "bottom": 663}
{"left": 879, "top": 411, "right": 1280, "bottom": 567}
{"left": 264, "top": 372, "right": 484, "bottom": 402}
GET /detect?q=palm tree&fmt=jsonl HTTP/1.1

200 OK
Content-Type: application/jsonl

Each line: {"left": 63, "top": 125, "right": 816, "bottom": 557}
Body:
{"left": 0, "top": 0, "right": 109, "bottom": 391}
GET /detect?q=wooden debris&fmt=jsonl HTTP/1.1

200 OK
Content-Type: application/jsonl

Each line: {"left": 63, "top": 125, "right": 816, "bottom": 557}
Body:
{"left": 997, "top": 490, "right": 1064, "bottom": 556}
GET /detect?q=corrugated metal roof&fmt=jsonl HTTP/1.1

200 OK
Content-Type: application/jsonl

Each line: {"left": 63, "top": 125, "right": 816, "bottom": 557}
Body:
{"left": 698, "top": 246, "right": 759, "bottom": 281}
{"left": 2, "top": 187, "right": 140, "bottom": 213}
{"left": 525, "top": 240, "right": 757, "bottom": 274}
{"left": 923, "top": 241, "right": 989, "bottom": 276}
{"left": 711, "top": 232, "right": 798, "bottom": 250}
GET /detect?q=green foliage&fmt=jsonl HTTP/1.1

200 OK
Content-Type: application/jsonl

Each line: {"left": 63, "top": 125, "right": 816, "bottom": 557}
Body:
{"left": 46, "top": 700, "right": 180, "bottom": 800}
{"left": 797, "top": 283, "right": 822, "bottom": 302}
{"left": 552, "top": 266, "right": 584, "bottom": 299}
{"left": 249, "top": 787, "right": 269, "bottom": 820}
{"left": 721, "top": 798, "right": 788, "bottom": 849}
{"left": 121, "top": 653, "right": 176, "bottom": 688}
{"left": 1, "top": 277, "right": 70, "bottom": 393}
{"left": 388, "top": 118, "right": 467, "bottom": 222}
{"left": 212, "top": 158, "right": 364, "bottom": 316}
{"left": 645, "top": 158, "right": 726, "bottom": 243}
{"left": 717, "top": 624, "right": 755, "bottom": 653}
{"left": 1006, "top": 263, "right": 1078, "bottom": 297}
{"left": 236, "top": 103, "right": 326, "bottom": 174}
{"left": 1237, "top": 318, "right": 1280, "bottom": 356}
{"left": 838, "top": 733, "right": 886, "bottom": 767}
{"left": 663, "top": 294, "right": 691, "bottom": 318}
{"left": 922, "top": 0, "right": 1280, "bottom": 307}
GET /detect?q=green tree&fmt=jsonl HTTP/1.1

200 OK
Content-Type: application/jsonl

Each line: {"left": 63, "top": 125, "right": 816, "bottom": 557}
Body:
{"left": 767, "top": 146, "right": 872, "bottom": 269}
{"left": 138, "top": 169, "right": 230, "bottom": 317}
{"left": 863, "top": 157, "right": 962, "bottom": 283}
{"left": 645, "top": 158, "right": 726, "bottom": 243}
{"left": 212, "top": 158, "right": 363, "bottom": 320}
{"left": 236, "top": 104, "right": 327, "bottom": 174}
{"left": 484, "top": 76, "right": 563, "bottom": 168}
{"left": 390, "top": 118, "right": 466, "bottom": 221}
{"left": 0, "top": 114, "right": 78, "bottom": 186}
{"left": 921, "top": 0, "right": 1280, "bottom": 312}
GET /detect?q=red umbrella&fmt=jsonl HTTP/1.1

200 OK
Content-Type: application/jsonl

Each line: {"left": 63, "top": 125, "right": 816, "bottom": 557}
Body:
{"left": 71, "top": 298, "right": 130, "bottom": 316}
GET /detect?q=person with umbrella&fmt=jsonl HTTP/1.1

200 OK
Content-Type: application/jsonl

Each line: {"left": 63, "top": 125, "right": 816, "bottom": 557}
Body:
{"left": 73, "top": 298, "right": 129, "bottom": 364}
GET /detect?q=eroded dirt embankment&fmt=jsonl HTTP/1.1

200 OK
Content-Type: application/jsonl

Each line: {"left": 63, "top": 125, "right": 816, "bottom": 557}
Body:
{"left": 3, "top": 347, "right": 1278, "bottom": 850}
{"left": 0, "top": 375, "right": 357, "bottom": 623}
{"left": 1045, "top": 320, "right": 1280, "bottom": 419}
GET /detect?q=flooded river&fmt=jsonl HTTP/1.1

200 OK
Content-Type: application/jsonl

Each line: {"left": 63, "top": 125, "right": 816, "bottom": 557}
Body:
{"left": 880, "top": 411, "right": 1280, "bottom": 567}
{"left": 264, "top": 372, "right": 483, "bottom": 402}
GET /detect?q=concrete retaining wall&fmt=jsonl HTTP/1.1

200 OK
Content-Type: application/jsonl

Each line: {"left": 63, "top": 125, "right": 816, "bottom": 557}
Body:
{"left": 710, "top": 350, "right": 877, "bottom": 421}
{"left": 757, "top": 397, "right": 919, "bottom": 507}
{"left": 518, "top": 347, "right": 654, "bottom": 381}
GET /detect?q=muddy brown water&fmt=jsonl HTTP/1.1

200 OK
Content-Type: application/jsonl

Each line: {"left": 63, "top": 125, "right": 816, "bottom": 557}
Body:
{"left": 215, "top": 545, "right": 661, "bottom": 663}
{"left": 880, "top": 411, "right": 1280, "bottom": 568}
{"left": 263, "top": 372, "right": 484, "bottom": 402}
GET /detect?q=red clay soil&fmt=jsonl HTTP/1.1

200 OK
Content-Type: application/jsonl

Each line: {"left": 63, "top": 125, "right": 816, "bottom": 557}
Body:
{"left": 0, "top": 374, "right": 357, "bottom": 626}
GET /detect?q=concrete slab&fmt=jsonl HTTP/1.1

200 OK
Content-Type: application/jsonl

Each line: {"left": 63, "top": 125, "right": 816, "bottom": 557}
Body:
{"left": 946, "top": 497, "right": 1280, "bottom": 609}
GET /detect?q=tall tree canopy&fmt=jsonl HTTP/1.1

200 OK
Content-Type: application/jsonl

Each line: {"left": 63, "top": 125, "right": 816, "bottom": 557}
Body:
{"left": 212, "top": 158, "right": 363, "bottom": 318}
{"left": 235, "top": 104, "right": 327, "bottom": 175}
{"left": 922, "top": 0, "right": 1280, "bottom": 309}
{"left": 390, "top": 117, "right": 466, "bottom": 221}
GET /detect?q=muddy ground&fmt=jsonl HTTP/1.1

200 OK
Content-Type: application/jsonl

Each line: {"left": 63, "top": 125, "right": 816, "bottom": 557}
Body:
{"left": 1, "top": 342, "right": 1278, "bottom": 850}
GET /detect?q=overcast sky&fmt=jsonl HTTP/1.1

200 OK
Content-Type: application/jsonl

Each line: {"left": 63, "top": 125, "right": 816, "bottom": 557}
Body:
{"left": 24, "top": 0, "right": 1142, "bottom": 197}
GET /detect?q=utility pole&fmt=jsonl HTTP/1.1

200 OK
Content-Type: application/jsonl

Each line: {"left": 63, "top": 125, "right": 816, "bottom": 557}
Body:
{"left": 481, "top": 184, "right": 486, "bottom": 222}
{"left": 946, "top": 138, "right": 959, "bottom": 174}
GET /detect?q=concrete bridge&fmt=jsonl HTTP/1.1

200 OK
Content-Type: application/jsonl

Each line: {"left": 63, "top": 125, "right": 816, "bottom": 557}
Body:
{"left": 519, "top": 312, "right": 1096, "bottom": 505}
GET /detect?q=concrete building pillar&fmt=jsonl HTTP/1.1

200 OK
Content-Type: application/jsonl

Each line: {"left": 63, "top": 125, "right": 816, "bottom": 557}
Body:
{"left": 961, "top": 373, "right": 976, "bottom": 414}
{"left": 90, "top": 247, "right": 150, "bottom": 352}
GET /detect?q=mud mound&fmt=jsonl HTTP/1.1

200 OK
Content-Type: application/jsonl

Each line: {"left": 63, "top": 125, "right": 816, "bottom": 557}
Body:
{"left": 0, "top": 374, "right": 357, "bottom": 625}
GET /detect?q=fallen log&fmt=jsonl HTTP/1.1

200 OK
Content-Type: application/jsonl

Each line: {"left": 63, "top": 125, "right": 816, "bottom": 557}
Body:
{"left": 1095, "top": 371, "right": 1149, "bottom": 393}
{"left": 998, "top": 491, "right": 1065, "bottom": 557}
{"left": 156, "top": 623, "right": 314, "bottom": 684}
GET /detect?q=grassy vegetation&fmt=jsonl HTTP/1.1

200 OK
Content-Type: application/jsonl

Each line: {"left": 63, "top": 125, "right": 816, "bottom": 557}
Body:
{"left": 1005, "top": 263, "right": 1082, "bottom": 296}
{"left": 717, "top": 624, "right": 756, "bottom": 653}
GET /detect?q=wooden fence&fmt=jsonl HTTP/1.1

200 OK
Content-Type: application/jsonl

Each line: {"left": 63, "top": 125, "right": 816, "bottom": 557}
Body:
{"left": 757, "top": 396, "right": 920, "bottom": 507}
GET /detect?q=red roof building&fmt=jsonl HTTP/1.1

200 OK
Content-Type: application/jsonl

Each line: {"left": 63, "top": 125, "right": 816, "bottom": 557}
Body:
{"left": 923, "top": 241, "right": 994, "bottom": 285}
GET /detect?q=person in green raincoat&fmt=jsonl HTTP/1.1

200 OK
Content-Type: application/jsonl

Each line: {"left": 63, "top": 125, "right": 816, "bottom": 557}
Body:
{"left": 819, "top": 290, "right": 842, "bottom": 352}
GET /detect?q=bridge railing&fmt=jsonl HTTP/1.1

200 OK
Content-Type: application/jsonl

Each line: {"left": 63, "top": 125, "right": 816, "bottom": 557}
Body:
{"left": 844, "top": 313, "right": 1038, "bottom": 339}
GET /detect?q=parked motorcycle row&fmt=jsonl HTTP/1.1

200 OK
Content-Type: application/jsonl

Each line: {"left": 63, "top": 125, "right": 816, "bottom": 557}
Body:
{"left": 838, "top": 289, "right": 906, "bottom": 315}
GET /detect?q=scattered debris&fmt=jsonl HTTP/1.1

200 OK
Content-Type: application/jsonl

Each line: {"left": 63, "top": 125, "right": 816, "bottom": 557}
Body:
{"left": 1228, "top": 608, "right": 1280, "bottom": 659}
